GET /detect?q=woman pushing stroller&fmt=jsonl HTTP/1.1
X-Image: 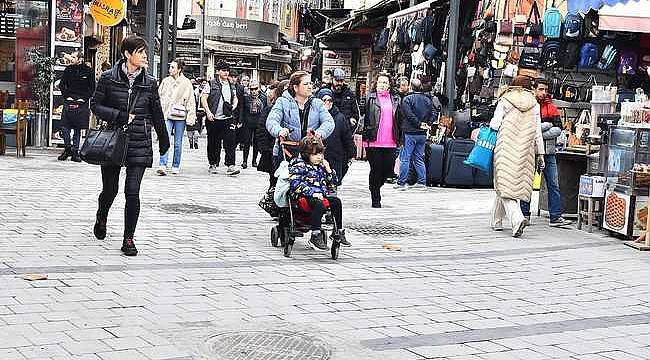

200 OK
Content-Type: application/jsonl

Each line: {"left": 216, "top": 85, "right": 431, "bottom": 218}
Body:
{"left": 288, "top": 136, "right": 349, "bottom": 250}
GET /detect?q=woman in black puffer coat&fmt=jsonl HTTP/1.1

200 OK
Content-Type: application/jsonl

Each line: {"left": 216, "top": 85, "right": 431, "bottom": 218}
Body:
{"left": 256, "top": 79, "right": 289, "bottom": 188}
{"left": 316, "top": 88, "right": 355, "bottom": 185}
{"left": 89, "top": 35, "right": 169, "bottom": 256}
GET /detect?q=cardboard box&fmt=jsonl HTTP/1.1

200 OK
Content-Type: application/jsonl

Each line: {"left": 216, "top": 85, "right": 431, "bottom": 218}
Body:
{"left": 579, "top": 175, "right": 606, "bottom": 198}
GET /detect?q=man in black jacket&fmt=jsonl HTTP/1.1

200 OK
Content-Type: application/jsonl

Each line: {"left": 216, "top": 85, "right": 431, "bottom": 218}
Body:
{"left": 200, "top": 61, "right": 240, "bottom": 176}
{"left": 242, "top": 79, "right": 267, "bottom": 168}
{"left": 396, "top": 78, "right": 433, "bottom": 190}
{"left": 329, "top": 68, "right": 360, "bottom": 129}
{"left": 58, "top": 51, "right": 95, "bottom": 162}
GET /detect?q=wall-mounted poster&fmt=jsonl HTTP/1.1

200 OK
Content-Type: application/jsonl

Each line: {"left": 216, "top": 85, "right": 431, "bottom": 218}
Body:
{"left": 50, "top": 0, "right": 83, "bottom": 145}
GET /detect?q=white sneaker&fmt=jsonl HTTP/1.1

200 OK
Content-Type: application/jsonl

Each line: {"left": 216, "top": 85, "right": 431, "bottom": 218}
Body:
{"left": 410, "top": 183, "right": 427, "bottom": 190}
{"left": 156, "top": 166, "right": 167, "bottom": 176}
{"left": 171, "top": 167, "right": 180, "bottom": 175}
{"left": 226, "top": 165, "right": 240, "bottom": 176}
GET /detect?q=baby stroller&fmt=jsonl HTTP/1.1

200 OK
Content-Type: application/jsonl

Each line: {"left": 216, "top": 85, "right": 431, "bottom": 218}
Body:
{"left": 270, "top": 139, "right": 343, "bottom": 260}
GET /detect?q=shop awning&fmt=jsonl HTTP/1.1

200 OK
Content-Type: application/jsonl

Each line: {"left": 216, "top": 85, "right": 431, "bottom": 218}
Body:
{"left": 204, "top": 40, "right": 272, "bottom": 54}
{"left": 387, "top": 0, "right": 437, "bottom": 20}
{"left": 598, "top": 0, "right": 650, "bottom": 33}
{"left": 260, "top": 53, "right": 293, "bottom": 63}
{"left": 568, "top": 0, "right": 632, "bottom": 14}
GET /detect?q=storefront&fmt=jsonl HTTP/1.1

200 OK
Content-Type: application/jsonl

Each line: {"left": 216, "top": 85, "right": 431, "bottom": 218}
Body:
{"left": 177, "top": 15, "right": 293, "bottom": 82}
{"left": 0, "top": 0, "right": 50, "bottom": 148}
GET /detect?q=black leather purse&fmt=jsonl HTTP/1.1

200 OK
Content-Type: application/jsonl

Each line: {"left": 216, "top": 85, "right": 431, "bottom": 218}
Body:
{"left": 80, "top": 91, "right": 140, "bottom": 166}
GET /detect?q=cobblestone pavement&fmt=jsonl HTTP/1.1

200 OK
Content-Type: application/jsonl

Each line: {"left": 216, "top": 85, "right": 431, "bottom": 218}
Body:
{"left": 2, "top": 142, "right": 650, "bottom": 360}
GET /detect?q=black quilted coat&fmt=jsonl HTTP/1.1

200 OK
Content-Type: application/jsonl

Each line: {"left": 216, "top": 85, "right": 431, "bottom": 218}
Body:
{"left": 90, "top": 60, "right": 169, "bottom": 167}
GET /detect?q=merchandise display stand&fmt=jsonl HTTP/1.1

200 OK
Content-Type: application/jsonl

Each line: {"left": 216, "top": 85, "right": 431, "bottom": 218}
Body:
{"left": 625, "top": 192, "right": 650, "bottom": 250}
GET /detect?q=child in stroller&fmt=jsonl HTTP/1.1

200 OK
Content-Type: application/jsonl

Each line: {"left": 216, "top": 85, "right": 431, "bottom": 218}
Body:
{"left": 272, "top": 136, "right": 348, "bottom": 259}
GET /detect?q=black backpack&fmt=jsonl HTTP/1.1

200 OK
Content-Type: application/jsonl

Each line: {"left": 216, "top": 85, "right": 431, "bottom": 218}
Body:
{"left": 540, "top": 40, "right": 562, "bottom": 69}
{"left": 583, "top": 9, "right": 599, "bottom": 39}
{"left": 560, "top": 41, "right": 581, "bottom": 68}
{"left": 420, "top": 15, "right": 434, "bottom": 45}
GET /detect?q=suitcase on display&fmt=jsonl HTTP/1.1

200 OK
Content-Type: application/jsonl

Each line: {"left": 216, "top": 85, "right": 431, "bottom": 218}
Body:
{"left": 444, "top": 139, "right": 475, "bottom": 186}
{"left": 427, "top": 142, "right": 445, "bottom": 185}
{"left": 473, "top": 168, "right": 494, "bottom": 187}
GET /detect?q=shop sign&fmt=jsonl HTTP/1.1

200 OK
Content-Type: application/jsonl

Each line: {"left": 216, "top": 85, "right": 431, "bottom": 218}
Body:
{"left": 90, "top": 0, "right": 126, "bottom": 27}
{"left": 322, "top": 50, "right": 353, "bottom": 67}
{"left": 259, "top": 59, "right": 277, "bottom": 71}
{"left": 190, "top": 15, "right": 279, "bottom": 45}
{"left": 215, "top": 55, "right": 258, "bottom": 69}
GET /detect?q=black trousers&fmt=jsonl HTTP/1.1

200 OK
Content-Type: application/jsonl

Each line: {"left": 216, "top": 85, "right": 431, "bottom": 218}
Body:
{"left": 97, "top": 165, "right": 146, "bottom": 239}
{"left": 366, "top": 147, "right": 397, "bottom": 203}
{"left": 205, "top": 119, "right": 235, "bottom": 166}
{"left": 305, "top": 196, "right": 343, "bottom": 230}
{"left": 327, "top": 158, "right": 349, "bottom": 186}
{"left": 236, "top": 126, "right": 258, "bottom": 164}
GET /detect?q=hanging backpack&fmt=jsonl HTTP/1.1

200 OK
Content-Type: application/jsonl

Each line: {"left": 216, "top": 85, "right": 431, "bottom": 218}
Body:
{"left": 563, "top": 12, "right": 582, "bottom": 39}
{"left": 523, "top": 1, "right": 542, "bottom": 47}
{"left": 583, "top": 10, "right": 599, "bottom": 39}
{"left": 540, "top": 40, "right": 562, "bottom": 69}
{"left": 398, "top": 21, "right": 411, "bottom": 50}
{"left": 596, "top": 45, "right": 618, "bottom": 71}
{"left": 374, "top": 28, "right": 390, "bottom": 52}
{"left": 561, "top": 41, "right": 581, "bottom": 68}
{"left": 618, "top": 50, "right": 638, "bottom": 75}
{"left": 420, "top": 15, "right": 434, "bottom": 46}
{"left": 519, "top": 48, "right": 541, "bottom": 69}
{"left": 543, "top": 4, "right": 562, "bottom": 39}
{"left": 578, "top": 42, "right": 599, "bottom": 69}
{"left": 410, "top": 19, "right": 423, "bottom": 44}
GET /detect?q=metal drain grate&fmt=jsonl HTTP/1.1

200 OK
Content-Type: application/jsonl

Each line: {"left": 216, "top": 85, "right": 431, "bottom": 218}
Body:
{"left": 206, "top": 331, "right": 330, "bottom": 360}
{"left": 158, "top": 203, "right": 225, "bottom": 214}
{"left": 348, "top": 222, "right": 416, "bottom": 236}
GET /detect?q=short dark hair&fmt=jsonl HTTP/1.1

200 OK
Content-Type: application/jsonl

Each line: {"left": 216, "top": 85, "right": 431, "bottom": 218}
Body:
{"left": 121, "top": 35, "right": 148, "bottom": 58}
{"left": 300, "top": 137, "right": 325, "bottom": 161}
{"left": 535, "top": 79, "right": 549, "bottom": 88}
{"left": 215, "top": 60, "right": 230, "bottom": 71}
{"left": 511, "top": 75, "right": 533, "bottom": 89}
{"left": 171, "top": 58, "right": 185, "bottom": 72}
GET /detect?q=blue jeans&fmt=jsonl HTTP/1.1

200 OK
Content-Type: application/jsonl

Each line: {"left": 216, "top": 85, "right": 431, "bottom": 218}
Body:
{"left": 520, "top": 154, "right": 563, "bottom": 221}
{"left": 398, "top": 134, "right": 426, "bottom": 185}
{"left": 159, "top": 119, "right": 186, "bottom": 168}
{"left": 61, "top": 127, "right": 81, "bottom": 152}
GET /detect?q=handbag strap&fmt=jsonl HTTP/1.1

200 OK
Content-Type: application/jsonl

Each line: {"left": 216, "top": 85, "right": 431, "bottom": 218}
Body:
{"left": 501, "top": 0, "right": 509, "bottom": 19}
{"left": 527, "top": 1, "right": 541, "bottom": 25}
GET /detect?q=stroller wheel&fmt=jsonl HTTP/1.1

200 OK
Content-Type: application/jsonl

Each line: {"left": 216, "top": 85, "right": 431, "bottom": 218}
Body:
{"left": 283, "top": 237, "right": 294, "bottom": 258}
{"left": 271, "top": 226, "right": 279, "bottom": 247}
{"left": 331, "top": 240, "right": 340, "bottom": 260}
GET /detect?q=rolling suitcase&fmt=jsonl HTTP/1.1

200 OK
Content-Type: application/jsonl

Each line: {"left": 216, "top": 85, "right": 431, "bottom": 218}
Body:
{"left": 427, "top": 142, "right": 445, "bottom": 186}
{"left": 474, "top": 168, "right": 493, "bottom": 187}
{"left": 444, "top": 139, "right": 475, "bottom": 186}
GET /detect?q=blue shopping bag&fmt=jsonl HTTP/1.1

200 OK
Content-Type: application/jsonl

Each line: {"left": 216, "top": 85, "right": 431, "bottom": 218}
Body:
{"left": 464, "top": 125, "right": 497, "bottom": 173}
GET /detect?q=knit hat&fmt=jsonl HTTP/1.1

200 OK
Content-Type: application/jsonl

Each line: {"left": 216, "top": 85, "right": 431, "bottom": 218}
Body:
{"left": 316, "top": 88, "right": 334, "bottom": 99}
{"left": 333, "top": 68, "right": 346, "bottom": 81}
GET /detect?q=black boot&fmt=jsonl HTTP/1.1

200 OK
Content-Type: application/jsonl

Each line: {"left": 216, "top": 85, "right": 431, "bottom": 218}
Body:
{"left": 309, "top": 231, "right": 328, "bottom": 251}
{"left": 121, "top": 238, "right": 138, "bottom": 256}
{"left": 93, "top": 214, "right": 107, "bottom": 240}
{"left": 71, "top": 151, "right": 81, "bottom": 162}
{"left": 58, "top": 147, "right": 72, "bottom": 161}
{"left": 371, "top": 188, "right": 381, "bottom": 208}
{"left": 333, "top": 229, "right": 350, "bottom": 246}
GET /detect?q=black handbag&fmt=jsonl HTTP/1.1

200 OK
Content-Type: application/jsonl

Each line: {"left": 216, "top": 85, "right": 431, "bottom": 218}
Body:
{"left": 559, "top": 74, "right": 579, "bottom": 102}
{"left": 523, "top": 1, "right": 542, "bottom": 46}
{"left": 519, "top": 48, "right": 540, "bottom": 69}
{"left": 80, "top": 125, "right": 129, "bottom": 166}
{"left": 80, "top": 91, "right": 140, "bottom": 166}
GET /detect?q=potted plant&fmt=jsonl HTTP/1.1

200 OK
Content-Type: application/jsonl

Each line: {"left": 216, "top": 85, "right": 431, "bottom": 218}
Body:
{"left": 27, "top": 48, "right": 55, "bottom": 147}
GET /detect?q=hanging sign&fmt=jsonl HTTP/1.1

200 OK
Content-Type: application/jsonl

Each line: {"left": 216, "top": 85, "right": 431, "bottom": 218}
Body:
{"left": 89, "top": 0, "right": 126, "bottom": 27}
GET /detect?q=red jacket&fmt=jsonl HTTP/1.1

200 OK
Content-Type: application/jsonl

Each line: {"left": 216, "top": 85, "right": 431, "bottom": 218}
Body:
{"left": 539, "top": 95, "right": 561, "bottom": 126}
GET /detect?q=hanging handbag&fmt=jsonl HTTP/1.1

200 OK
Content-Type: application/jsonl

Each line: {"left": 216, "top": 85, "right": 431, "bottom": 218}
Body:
{"left": 80, "top": 91, "right": 141, "bottom": 167}
{"left": 579, "top": 75, "right": 598, "bottom": 103}
{"left": 497, "top": 0, "right": 513, "bottom": 35}
{"left": 503, "top": 62, "right": 518, "bottom": 77}
{"left": 523, "top": 1, "right": 542, "bottom": 47}
{"left": 464, "top": 125, "right": 498, "bottom": 173}
{"left": 506, "top": 46, "right": 520, "bottom": 64}
{"left": 258, "top": 187, "right": 280, "bottom": 218}
{"left": 512, "top": 0, "right": 527, "bottom": 36}
{"left": 560, "top": 74, "right": 579, "bottom": 102}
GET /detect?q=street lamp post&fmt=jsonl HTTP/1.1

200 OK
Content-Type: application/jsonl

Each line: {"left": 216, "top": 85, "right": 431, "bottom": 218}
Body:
{"left": 200, "top": 0, "right": 206, "bottom": 78}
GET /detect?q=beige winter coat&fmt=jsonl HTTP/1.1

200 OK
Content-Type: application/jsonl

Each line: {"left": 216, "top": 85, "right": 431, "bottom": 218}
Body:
{"left": 158, "top": 73, "right": 197, "bottom": 126}
{"left": 490, "top": 87, "right": 544, "bottom": 202}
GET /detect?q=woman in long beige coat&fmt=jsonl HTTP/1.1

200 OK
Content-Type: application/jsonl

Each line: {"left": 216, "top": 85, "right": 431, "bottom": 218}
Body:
{"left": 490, "top": 76, "right": 545, "bottom": 238}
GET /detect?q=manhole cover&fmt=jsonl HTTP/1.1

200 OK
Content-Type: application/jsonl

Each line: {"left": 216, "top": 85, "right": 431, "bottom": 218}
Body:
{"left": 158, "top": 203, "right": 225, "bottom": 214}
{"left": 206, "top": 331, "right": 330, "bottom": 360}
{"left": 348, "top": 222, "right": 416, "bottom": 236}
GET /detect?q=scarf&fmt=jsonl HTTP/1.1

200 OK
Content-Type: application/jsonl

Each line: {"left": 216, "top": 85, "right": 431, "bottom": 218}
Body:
{"left": 121, "top": 62, "right": 142, "bottom": 88}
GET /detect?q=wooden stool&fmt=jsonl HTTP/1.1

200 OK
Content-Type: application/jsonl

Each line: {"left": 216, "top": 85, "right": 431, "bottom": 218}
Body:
{"left": 577, "top": 195, "right": 604, "bottom": 233}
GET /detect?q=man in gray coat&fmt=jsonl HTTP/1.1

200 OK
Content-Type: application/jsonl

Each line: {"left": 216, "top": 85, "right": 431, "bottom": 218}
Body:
{"left": 520, "top": 79, "right": 572, "bottom": 227}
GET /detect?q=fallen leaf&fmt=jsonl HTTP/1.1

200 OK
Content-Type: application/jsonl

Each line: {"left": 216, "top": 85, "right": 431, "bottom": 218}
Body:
{"left": 22, "top": 274, "right": 48, "bottom": 281}
{"left": 383, "top": 244, "right": 402, "bottom": 251}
